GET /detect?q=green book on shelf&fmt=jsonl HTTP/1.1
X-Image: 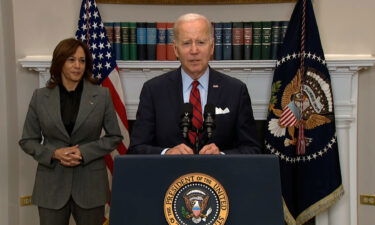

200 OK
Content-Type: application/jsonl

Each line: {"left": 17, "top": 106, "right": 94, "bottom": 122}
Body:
{"left": 129, "top": 22, "right": 137, "bottom": 60}
{"left": 271, "top": 21, "right": 281, "bottom": 60}
{"left": 252, "top": 22, "right": 262, "bottom": 60}
{"left": 121, "top": 22, "right": 130, "bottom": 60}
{"left": 261, "top": 21, "right": 272, "bottom": 60}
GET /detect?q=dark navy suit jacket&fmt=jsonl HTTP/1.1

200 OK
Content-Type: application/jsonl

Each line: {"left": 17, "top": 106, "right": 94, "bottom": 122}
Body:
{"left": 128, "top": 67, "right": 261, "bottom": 154}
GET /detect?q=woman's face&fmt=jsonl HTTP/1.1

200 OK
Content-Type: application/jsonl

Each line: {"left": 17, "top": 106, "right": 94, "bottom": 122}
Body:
{"left": 61, "top": 46, "right": 86, "bottom": 87}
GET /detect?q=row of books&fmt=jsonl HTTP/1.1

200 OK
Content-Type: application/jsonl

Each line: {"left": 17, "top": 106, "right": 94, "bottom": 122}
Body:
{"left": 104, "top": 21, "right": 289, "bottom": 61}
{"left": 215, "top": 21, "right": 289, "bottom": 60}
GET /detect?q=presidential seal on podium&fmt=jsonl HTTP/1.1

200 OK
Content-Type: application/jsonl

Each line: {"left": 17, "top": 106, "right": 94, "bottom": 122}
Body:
{"left": 164, "top": 173, "right": 229, "bottom": 225}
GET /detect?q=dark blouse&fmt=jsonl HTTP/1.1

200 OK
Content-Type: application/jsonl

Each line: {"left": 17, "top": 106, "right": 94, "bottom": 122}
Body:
{"left": 59, "top": 81, "right": 83, "bottom": 136}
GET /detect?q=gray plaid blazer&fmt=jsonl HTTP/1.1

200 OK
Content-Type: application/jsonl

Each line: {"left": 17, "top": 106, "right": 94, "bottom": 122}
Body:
{"left": 19, "top": 80, "right": 122, "bottom": 209}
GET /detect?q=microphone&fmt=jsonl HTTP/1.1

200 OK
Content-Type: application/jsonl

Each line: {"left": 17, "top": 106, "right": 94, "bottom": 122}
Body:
{"left": 203, "top": 104, "right": 216, "bottom": 139}
{"left": 180, "top": 103, "right": 192, "bottom": 140}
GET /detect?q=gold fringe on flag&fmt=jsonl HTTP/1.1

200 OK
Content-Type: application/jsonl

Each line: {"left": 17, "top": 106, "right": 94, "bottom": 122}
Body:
{"left": 283, "top": 185, "right": 344, "bottom": 225}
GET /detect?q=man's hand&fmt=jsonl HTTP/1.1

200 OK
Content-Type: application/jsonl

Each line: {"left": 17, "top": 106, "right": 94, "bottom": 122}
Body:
{"left": 166, "top": 144, "right": 194, "bottom": 155}
{"left": 199, "top": 143, "right": 221, "bottom": 155}
{"left": 53, "top": 145, "right": 82, "bottom": 167}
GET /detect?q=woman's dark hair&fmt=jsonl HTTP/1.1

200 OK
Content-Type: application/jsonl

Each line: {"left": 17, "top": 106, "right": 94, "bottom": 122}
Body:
{"left": 47, "top": 38, "right": 96, "bottom": 88}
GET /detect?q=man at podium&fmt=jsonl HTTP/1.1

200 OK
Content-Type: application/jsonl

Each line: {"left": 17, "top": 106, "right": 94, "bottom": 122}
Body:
{"left": 129, "top": 13, "right": 261, "bottom": 155}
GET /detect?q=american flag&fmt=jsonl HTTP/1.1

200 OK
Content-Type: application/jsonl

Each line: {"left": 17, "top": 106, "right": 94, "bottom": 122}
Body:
{"left": 75, "top": 0, "right": 130, "bottom": 222}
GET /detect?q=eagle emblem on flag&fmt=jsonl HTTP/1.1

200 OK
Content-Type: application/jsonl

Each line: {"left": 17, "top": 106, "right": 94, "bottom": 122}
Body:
{"left": 268, "top": 67, "right": 333, "bottom": 153}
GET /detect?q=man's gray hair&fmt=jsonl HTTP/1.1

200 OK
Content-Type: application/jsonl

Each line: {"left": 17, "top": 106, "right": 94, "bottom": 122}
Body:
{"left": 173, "top": 13, "right": 213, "bottom": 42}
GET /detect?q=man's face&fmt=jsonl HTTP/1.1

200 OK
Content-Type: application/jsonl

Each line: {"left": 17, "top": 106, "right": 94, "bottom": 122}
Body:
{"left": 174, "top": 19, "right": 214, "bottom": 80}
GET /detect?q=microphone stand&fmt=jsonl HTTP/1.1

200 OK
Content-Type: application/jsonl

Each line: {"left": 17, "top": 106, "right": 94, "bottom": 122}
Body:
{"left": 193, "top": 127, "right": 201, "bottom": 155}
{"left": 202, "top": 104, "right": 216, "bottom": 149}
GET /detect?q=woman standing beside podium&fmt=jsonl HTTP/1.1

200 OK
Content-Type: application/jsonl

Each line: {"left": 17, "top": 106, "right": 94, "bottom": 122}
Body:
{"left": 19, "top": 38, "right": 122, "bottom": 225}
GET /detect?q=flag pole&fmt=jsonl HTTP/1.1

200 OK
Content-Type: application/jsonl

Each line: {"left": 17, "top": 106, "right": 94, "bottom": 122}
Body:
{"left": 296, "top": 0, "right": 307, "bottom": 155}
{"left": 85, "top": 0, "right": 91, "bottom": 48}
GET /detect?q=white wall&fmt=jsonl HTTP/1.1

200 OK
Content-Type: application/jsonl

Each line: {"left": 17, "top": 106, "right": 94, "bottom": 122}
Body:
{"left": 357, "top": 64, "right": 375, "bottom": 224}
{"left": 0, "top": 0, "right": 19, "bottom": 224}
{"left": 5, "top": 0, "right": 375, "bottom": 224}
{"left": 0, "top": 2, "right": 10, "bottom": 224}
{"left": 313, "top": 2, "right": 375, "bottom": 225}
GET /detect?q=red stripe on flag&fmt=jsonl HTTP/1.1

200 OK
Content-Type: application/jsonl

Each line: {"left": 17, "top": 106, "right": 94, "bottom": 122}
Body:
{"left": 102, "top": 77, "right": 129, "bottom": 130}
{"left": 104, "top": 154, "right": 114, "bottom": 175}
{"left": 281, "top": 113, "right": 295, "bottom": 126}
{"left": 117, "top": 141, "right": 128, "bottom": 155}
{"left": 280, "top": 108, "right": 292, "bottom": 120}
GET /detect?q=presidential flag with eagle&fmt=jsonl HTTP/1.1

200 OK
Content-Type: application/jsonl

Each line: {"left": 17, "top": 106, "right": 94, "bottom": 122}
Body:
{"left": 264, "top": 0, "right": 344, "bottom": 224}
